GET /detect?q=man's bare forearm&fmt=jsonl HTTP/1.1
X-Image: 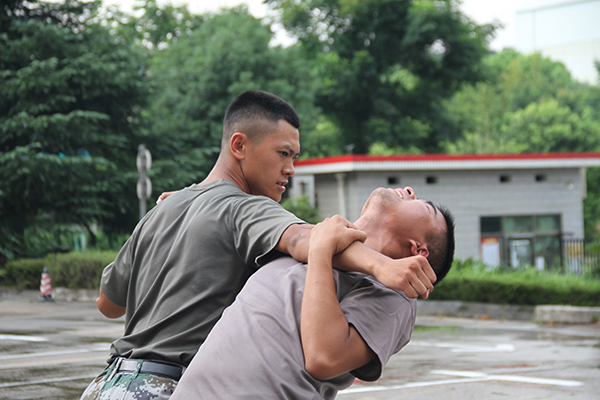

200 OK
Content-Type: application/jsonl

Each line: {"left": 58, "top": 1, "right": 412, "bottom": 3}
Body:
{"left": 332, "top": 241, "right": 436, "bottom": 298}
{"left": 301, "top": 218, "right": 375, "bottom": 381}
{"left": 279, "top": 223, "right": 436, "bottom": 298}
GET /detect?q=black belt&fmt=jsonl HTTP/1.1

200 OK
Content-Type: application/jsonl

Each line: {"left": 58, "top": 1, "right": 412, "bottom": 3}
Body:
{"left": 114, "top": 358, "right": 185, "bottom": 381}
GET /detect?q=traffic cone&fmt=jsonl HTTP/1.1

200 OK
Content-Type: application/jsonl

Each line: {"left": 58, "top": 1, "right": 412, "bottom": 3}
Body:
{"left": 39, "top": 267, "right": 54, "bottom": 302}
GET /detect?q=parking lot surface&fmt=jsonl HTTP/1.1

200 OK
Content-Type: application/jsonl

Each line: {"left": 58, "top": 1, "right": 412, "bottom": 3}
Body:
{"left": 0, "top": 297, "right": 598, "bottom": 400}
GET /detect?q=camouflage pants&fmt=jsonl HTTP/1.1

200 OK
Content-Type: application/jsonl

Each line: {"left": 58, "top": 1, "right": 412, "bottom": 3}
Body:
{"left": 80, "top": 358, "right": 179, "bottom": 400}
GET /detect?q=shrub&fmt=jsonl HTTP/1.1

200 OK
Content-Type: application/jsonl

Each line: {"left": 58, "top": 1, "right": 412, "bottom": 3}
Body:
{"left": 2, "top": 251, "right": 118, "bottom": 290}
{"left": 46, "top": 251, "right": 118, "bottom": 289}
{"left": 1, "top": 258, "right": 46, "bottom": 289}
{"left": 430, "top": 259, "right": 600, "bottom": 306}
{"left": 281, "top": 195, "right": 320, "bottom": 224}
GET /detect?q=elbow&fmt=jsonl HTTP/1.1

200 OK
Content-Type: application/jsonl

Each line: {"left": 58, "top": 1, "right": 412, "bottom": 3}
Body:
{"left": 96, "top": 290, "right": 126, "bottom": 319}
{"left": 304, "top": 352, "right": 338, "bottom": 381}
{"left": 97, "top": 304, "right": 125, "bottom": 319}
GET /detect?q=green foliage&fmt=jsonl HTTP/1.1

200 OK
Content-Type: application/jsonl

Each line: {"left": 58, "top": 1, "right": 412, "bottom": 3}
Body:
{"left": 142, "top": 6, "right": 320, "bottom": 189}
{"left": 281, "top": 195, "right": 320, "bottom": 224}
{"left": 443, "top": 50, "right": 600, "bottom": 154}
{"left": 94, "top": 0, "right": 204, "bottom": 50}
{"left": 430, "top": 259, "right": 600, "bottom": 306}
{"left": 46, "top": 251, "right": 117, "bottom": 289}
{"left": 267, "top": 0, "right": 494, "bottom": 154}
{"left": 585, "top": 167, "right": 600, "bottom": 239}
{"left": 2, "top": 250, "right": 118, "bottom": 289}
{"left": 0, "top": 1, "right": 150, "bottom": 259}
{"left": 500, "top": 100, "right": 600, "bottom": 153}
{"left": 1, "top": 258, "right": 46, "bottom": 289}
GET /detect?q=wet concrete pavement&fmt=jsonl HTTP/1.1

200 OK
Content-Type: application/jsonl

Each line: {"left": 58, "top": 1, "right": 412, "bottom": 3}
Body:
{"left": 0, "top": 295, "right": 599, "bottom": 400}
{"left": 0, "top": 299, "right": 120, "bottom": 400}
{"left": 340, "top": 317, "right": 600, "bottom": 399}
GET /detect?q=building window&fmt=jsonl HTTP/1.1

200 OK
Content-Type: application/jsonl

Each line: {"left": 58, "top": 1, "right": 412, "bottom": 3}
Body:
{"left": 426, "top": 176, "right": 438, "bottom": 184}
{"left": 499, "top": 175, "right": 511, "bottom": 183}
{"left": 387, "top": 176, "right": 399, "bottom": 185}
{"left": 535, "top": 174, "right": 547, "bottom": 182}
{"left": 480, "top": 215, "right": 561, "bottom": 270}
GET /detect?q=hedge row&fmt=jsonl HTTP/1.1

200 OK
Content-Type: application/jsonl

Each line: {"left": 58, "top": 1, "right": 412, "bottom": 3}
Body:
{"left": 1, "top": 251, "right": 118, "bottom": 290}
{"left": 2, "top": 254, "right": 600, "bottom": 306}
{"left": 430, "top": 262, "right": 600, "bottom": 307}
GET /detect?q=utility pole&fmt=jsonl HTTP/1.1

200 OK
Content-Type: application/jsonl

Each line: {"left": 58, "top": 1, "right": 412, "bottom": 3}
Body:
{"left": 136, "top": 144, "right": 152, "bottom": 220}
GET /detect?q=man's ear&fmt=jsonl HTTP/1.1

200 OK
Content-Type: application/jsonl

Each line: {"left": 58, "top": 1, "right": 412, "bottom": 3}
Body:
{"left": 409, "top": 239, "right": 429, "bottom": 258}
{"left": 230, "top": 132, "right": 248, "bottom": 161}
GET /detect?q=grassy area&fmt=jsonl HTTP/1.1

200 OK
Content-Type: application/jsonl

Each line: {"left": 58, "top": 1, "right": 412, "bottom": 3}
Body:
{"left": 430, "top": 259, "right": 600, "bottom": 307}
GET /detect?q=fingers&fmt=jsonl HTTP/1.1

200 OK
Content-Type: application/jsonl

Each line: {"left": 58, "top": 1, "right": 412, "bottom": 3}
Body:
{"left": 390, "top": 256, "right": 435, "bottom": 299}
{"left": 311, "top": 215, "right": 367, "bottom": 254}
{"left": 156, "top": 191, "right": 176, "bottom": 205}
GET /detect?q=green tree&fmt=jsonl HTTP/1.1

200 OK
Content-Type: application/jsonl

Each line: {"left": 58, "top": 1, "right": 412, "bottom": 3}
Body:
{"left": 92, "top": 0, "right": 204, "bottom": 50}
{"left": 443, "top": 50, "right": 583, "bottom": 154}
{"left": 266, "top": 0, "right": 494, "bottom": 154}
{"left": 142, "top": 6, "right": 320, "bottom": 190}
{"left": 499, "top": 100, "right": 600, "bottom": 153}
{"left": 585, "top": 167, "right": 600, "bottom": 239}
{"left": 0, "top": 0, "right": 149, "bottom": 259}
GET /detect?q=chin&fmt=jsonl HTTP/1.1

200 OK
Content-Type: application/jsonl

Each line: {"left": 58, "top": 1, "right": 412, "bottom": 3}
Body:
{"left": 269, "top": 193, "right": 282, "bottom": 202}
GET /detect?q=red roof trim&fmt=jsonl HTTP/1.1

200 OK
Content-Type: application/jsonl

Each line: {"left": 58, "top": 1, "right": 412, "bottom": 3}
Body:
{"left": 294, "top": 153, "right": 600, "bottom": 166}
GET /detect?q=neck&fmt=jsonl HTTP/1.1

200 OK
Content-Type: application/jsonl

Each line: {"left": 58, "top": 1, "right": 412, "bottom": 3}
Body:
{"left": 354, "top": 216, "right": 384, "bottom": 253}
{"left": 201, "top": 154, "right": 249, "bottom": 194}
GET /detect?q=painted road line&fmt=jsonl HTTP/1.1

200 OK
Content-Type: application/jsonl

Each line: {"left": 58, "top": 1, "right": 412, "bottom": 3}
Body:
{"left": 409, "top": 341, "right": 515, "bottom": 352}
{"left": 0, "top": 343, "right": 108, "bottom": 360}
{"left": 0, "top": 374, "right": 98, "bottom": 389}
{"left": 340, "top": 370, "right": 584, "bottom": 395}
{"left": 341, "top": 377, "right": 489, "bottom": 394}
{"left": 0, "top": 334, "right": 47, "bottom": 342}
{"left": 431, "top": 370, "right": 584, "bottom": 387}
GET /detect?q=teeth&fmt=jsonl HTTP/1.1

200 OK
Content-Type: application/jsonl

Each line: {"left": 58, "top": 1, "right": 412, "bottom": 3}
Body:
{"left": 396, "top": 190, "right": 404, "bottom": 199}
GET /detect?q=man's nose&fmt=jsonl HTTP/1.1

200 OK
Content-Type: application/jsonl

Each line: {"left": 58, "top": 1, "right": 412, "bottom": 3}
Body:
{"left": 404, "top": 186, "right": 416, "bottom": 199}
{"left": 284, "top": 161, "right": 295, "bottom": 176}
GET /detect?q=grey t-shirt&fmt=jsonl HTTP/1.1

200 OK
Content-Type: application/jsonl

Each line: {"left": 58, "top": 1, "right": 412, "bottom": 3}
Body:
{"left": 100, "top": 180, "right": 304, "bottom": 367}
{"left": 171, "top": 256, "right": 417, "bottom": 400}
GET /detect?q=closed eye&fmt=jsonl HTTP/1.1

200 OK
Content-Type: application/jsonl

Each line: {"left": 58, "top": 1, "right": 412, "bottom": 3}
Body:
{"left": 425, "top": 200, "right": 437, "bottom": 215}
{"left": 418, "top": 198, "right": 437, "bottom": 215}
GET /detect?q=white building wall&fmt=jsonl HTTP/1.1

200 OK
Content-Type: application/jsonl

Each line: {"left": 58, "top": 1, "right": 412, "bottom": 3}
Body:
{"left": 308, "top": 168, "right": 585, "bottom": 262}
{"left": 516, "top": 0, "right": 600, "bottom": 84}
{"left": 313, "top": 174, "right": 341, "bottom": 218}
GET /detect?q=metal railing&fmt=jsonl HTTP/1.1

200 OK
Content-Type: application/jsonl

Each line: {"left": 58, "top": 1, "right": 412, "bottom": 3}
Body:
{"left": 562, "top": 239, "right": 600, "bottom": 277}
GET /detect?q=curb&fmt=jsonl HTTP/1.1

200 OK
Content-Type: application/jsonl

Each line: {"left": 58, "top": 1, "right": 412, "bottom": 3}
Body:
{"left": 418, "top": 300, "right": 600, "bottom": 324}
{"left": 535, "top": 305, "right": 600, "bottom": 324}
{"left": 417, "top": 300, "right": 534, "bottom": 321}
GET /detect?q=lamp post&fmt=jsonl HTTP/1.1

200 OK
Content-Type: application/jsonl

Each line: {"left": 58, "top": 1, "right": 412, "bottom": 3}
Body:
{"left": 136, "top": 144, "right": 152, "bottom": 220}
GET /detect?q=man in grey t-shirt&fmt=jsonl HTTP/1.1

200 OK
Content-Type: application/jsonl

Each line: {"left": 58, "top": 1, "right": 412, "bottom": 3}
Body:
{"left": 172, "top": 186, "right": 455, "bottom": 399}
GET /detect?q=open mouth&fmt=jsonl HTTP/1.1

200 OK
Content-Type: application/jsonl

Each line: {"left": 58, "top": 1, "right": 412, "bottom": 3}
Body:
{"left": 394, "top": 189, "right": 405, "bottom": 199}
{"left": 277, "top": 181, "right": 288, "bottom": 192}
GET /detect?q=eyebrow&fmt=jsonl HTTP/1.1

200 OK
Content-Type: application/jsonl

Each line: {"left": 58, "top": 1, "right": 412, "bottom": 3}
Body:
{"left": 284, "top": 145, "right": 301, "bottom": 158}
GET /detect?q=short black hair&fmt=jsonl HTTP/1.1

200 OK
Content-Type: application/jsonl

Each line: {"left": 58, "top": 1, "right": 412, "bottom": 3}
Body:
{"left": 426, "top": 205, "right": 455, "bottom": 286}
{"left": 222, "top": 90, "right": 301, "bottom": 147}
